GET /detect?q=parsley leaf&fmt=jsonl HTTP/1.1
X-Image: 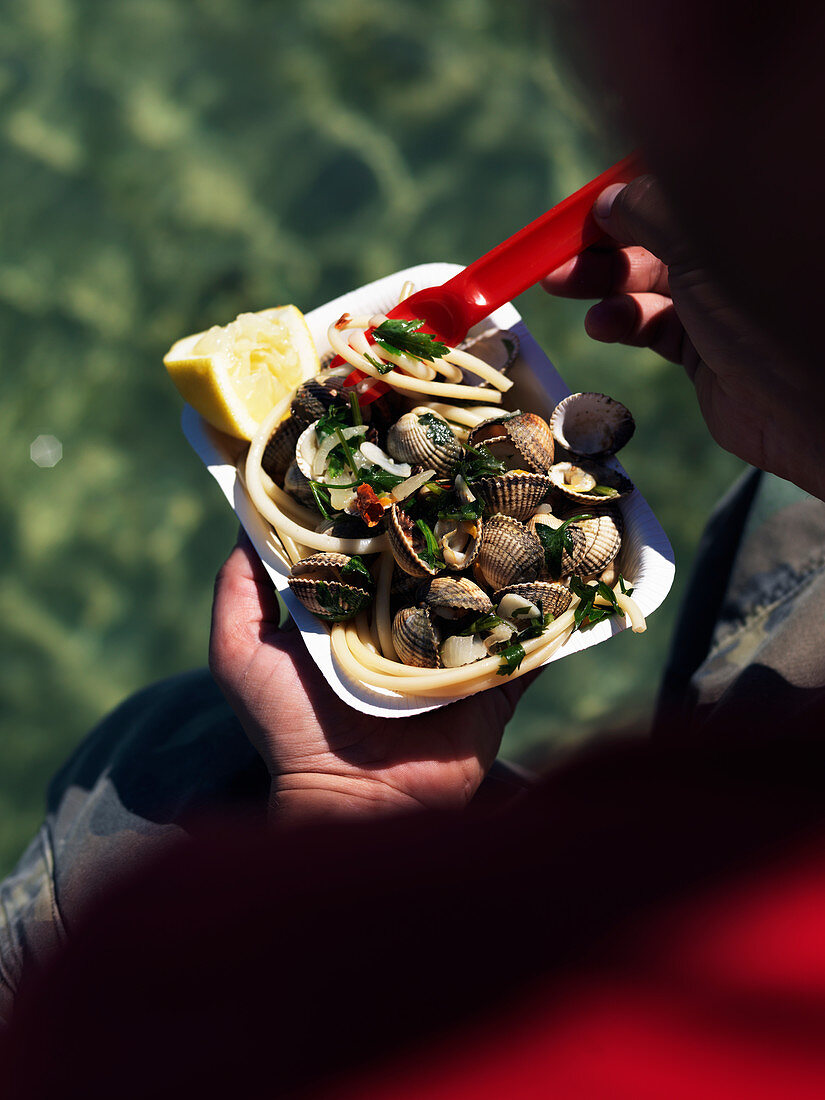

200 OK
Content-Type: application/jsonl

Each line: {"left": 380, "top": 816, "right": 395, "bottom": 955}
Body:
{"left": 341, "top": 556, "right": 374, "bottom": 588}
{"left": 534, "top": 514, "right": 592, "bottom": 579}
{"left": 570, "top": 575, "right": 621, "bottom": 629}
{"left": 418, "top": 412, "right": 456, "bottom": 447}
{"left": 459, "top": 614, "right": 505, "bottom": 636}
{"left": 455, "top": 444, "right": 507, "bottom": 484}
{"left": 358, "top": 465, "right": 406, "bottom": 493}
{"left": 497, "top": 642, "right": 526, "bottom": 676}
{"left": 315, "top": 403, "right": 350, "bottom": 442}
{"left": 373, "top": 318, "right": 450, "bottom": 362}
{"left": 414, "top": 518, "right": 444, "bottom": 570}
{"left": 364, "top": 352, "right": 391, "bottom": 374}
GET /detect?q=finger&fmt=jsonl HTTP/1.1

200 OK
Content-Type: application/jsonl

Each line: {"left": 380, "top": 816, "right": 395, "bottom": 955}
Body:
{"left": 542, "top": 246, "right": 670, "bottom": 300}
{"left": 584, "top": 292, "right": 688, "bottom": 365}
{"left": 209, "top": 532, "right": 296, "bottom": 687}
{"left": 592, "top": 175, "right": 684, "bottom": 267}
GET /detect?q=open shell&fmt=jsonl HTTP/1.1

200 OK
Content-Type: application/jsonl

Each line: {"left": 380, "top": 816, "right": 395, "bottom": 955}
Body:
{"left": 494, "top": 581, "right": 573, "bottom": 619}
{"left": 458, "top": 327, "right": 520, "bottom": 381}
{"left": 386, "top": 503, "right": 440, "bottom": 578}
{"left": 386, "top": 411, "right": 462, "bottom": 477}
{"left": 555, "top": 506, "right": 624, "bottom": 577}
{"left": 422, "top": 576, "right": 493, "bottom": 619}
{"left": 474, "top": 514, "right": 544, "bottom": 592}
{"left": 474, "top": 470, "right": 551, "bottom": 522}
{"left": 467, "top": 412, "right": 554, "bottom": 473}
{"left": 549, "top": 461, "right": 634, "bottom": 505}
{"left": 528, "top": 509, "right": 587, "bottom": 578}
{"left": 551, "top": 392, "right": 635, "bottom": 457}
{"left": 287, "top": 553, "right": 373, "bottom": 622}
{"left": 392, "top": 606, "right": 442, "bottom": 668}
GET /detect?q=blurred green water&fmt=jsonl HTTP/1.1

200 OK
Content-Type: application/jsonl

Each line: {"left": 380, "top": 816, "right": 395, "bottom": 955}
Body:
{"left": 0, "top": 0, "right": 742, "bottom": 874}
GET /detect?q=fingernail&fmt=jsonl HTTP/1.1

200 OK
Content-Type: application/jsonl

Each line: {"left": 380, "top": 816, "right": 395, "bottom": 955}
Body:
{"left": 593, "top": 183, "right": 626, "bottom": 223}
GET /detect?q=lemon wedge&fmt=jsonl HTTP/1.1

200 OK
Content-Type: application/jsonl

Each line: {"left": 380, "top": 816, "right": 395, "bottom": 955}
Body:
{"left": 164, "top": 305, "right": 319, "bottom": 440}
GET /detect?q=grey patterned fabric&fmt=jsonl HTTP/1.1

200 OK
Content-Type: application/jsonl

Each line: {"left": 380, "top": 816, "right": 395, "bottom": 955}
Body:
{"left": 0, "top": 670, "right": 269, "bottom": 1023}
{"left": 4, "top": 470, "right": 825, "bottom": 1022}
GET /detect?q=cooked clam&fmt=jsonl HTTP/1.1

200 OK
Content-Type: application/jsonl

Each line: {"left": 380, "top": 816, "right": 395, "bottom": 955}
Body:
{"left": 551, "top": 392, "right": 635, "bottom": 457}
{"left": 386, "top": 502, "right": 440, "bottom": 578}
{"left": 283, "top": 460, "right": 316, "bottom": 507}
{"left": 386, "top": 410, "right": 462, "bottom": 477}
{"left": 474, "top": 470, "right": 551, "bottom": 522}
{"left": 262, "top": 415, "right": 302, "bottom": 485}
{"left": 392, "top": 605, "right": 442, "bottom": 668}
{"left": 458, "top": 327, "right": 520, "bottom": 381}
{"left": 494, "top": 581, "right": 573, "bottom": 620}
{"left": 287, "top": 553, "right": 373, "bottom": 622}
{"left": 422, "top": 576, "right": 493, "bottom": 619}
{"left": 549, "top": 461, "right": 634, "bottom": 505}
{"left": 467, "top": 412, "right": 554, "bottom": 473}
{"left": 528, "top": 508, "right": 587, "bottom": 578}
{"left": 474, "top": 514, "right": 544, "bottom": 591}
{"left": 555, "top": 506, "right": 624, "bottom": 577}
{"left": 291, "top": 375, "right": 346, "bottom": 426}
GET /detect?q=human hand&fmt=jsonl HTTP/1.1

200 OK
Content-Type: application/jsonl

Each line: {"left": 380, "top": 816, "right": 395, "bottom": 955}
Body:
{"left": 209, "top": 532, "right": 535, "bottom": 822}
{"left": 543, "top": 175, "right": 825, "bottom": 502}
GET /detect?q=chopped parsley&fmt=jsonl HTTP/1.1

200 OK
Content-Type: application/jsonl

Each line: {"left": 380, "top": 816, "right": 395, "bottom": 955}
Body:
{"left": 364, "top": 352, "right": 392, "bottom": 374}
{"left": 418, "top": 412, "right": 456, "bottom": 447}
{"left": 569, "top": 575, "right": 628, "bottom": 628}
{"left": 497, "top": 642, "right": 526, "bottom": 676}
{"left": 459, "top": 613, "right": 505, "bottom": 636}
{"left": 373, "top": 318, "right": 450, "bottom": 362}
{"left": 455, "top": 444, "right": 507, "bottom": 484}
{"left": 341, "top": 555, "right": 374, "bottom": 588}
{"left": 314, "top": 403, "right": 350, "bottom": 442}
{"left": 534, "top": 514, "right": 592, "bottom": 579}
{"left": 414, "top": 518, "right": 444, "bottom": 570}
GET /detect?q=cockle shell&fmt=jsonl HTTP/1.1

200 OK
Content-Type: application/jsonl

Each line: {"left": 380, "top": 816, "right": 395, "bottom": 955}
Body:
{"left": 386, "top": 411, "right": 462, "bottom": 477}
{"left": 474, "top": 470, "right": 551, "bottom": 522}
{"left": 287, "top": 553, "right": 373, "bottom": 622}
{"left": 422, "top": 576, "right": 493, "bottom": 619}
{"left": 262, "top": 415, "right": 302, "bottom": 485}
{"left": 556, "top": 507, "right": 624, "bottom": 577}
{"left": 549, "top": 461, "right": 634, "bottom": 505}
{"left": 528, "top": 509, "right": 587, "bottom": 578}
{"left": 551, "top": 392, "right": 635, "bottom": 457}
{"left": 474, "top": 514, "right": 544, "bottom": 592}
{"left": 493, "top": 581, "right": 573, "bottom": 619}
{"left": 283, "top": 460, "right": 316, "bottom": 507}
{"left": 467, "top": 412, "right": 554, "bottom": 473}
{"left": 386, "top": 503, "right": 440, "bottom": 578}
{"left": 392, "top": 606, "right": 442, "bottom": 668}
{"left": 291, "top": 375, "right": 346, "bottom": 426}
{"left": 458, "top": 327, "right": 520, "bottom": 381}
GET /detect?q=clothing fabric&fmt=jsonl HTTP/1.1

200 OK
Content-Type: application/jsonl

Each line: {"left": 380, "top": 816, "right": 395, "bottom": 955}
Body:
{"left": 2, "top": 470, "right": 825, "bottom": 1026}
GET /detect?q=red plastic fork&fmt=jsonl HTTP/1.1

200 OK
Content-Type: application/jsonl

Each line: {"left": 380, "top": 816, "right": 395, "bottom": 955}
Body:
{"left": 344, "top": 151, "right": 643, "bottom": 401}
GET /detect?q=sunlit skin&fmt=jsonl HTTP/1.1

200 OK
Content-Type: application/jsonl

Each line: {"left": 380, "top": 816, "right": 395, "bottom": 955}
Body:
{"left": 209, "top": 531, "right": 536, "bottom": 821}
{"left": 543, "top": 176, "right": 825, "bottom": 505}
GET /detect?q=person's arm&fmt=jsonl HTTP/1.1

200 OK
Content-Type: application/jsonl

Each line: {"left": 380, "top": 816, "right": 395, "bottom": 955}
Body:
{"left": 209, "top": 531, "right": 536, "bottom": 823}
{"left": 543, "top": 175, "right": 825, "bottom": 504}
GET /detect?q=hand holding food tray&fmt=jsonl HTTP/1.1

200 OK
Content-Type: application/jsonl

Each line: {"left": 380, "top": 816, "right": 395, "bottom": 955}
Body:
{"left": 175, "top": 262, "right": 675, "bottom": 718}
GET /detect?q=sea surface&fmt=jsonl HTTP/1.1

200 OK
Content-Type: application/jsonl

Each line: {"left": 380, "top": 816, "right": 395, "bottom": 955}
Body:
{"left": 0, "top": 0, "right": 742, "bottom": 874}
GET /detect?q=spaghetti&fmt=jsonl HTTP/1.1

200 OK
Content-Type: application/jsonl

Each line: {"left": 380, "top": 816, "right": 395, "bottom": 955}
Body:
{"left": 239, "top": 289, "right": 646, "bottom": 701}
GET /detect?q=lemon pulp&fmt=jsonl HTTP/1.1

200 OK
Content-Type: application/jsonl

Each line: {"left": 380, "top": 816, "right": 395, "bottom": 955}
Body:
{"left": 164, "top": 305, "right": 319, "bottom": 440}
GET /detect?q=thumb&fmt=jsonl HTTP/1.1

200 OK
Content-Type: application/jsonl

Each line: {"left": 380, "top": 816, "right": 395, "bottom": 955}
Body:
{"left": 593, "top": 174, "right": 683, "bottom": 266}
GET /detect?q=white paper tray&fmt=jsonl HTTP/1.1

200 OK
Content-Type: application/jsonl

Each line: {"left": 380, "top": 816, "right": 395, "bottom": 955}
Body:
{"left": 182, "top": 262, "right": 675, "bottom": 717}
